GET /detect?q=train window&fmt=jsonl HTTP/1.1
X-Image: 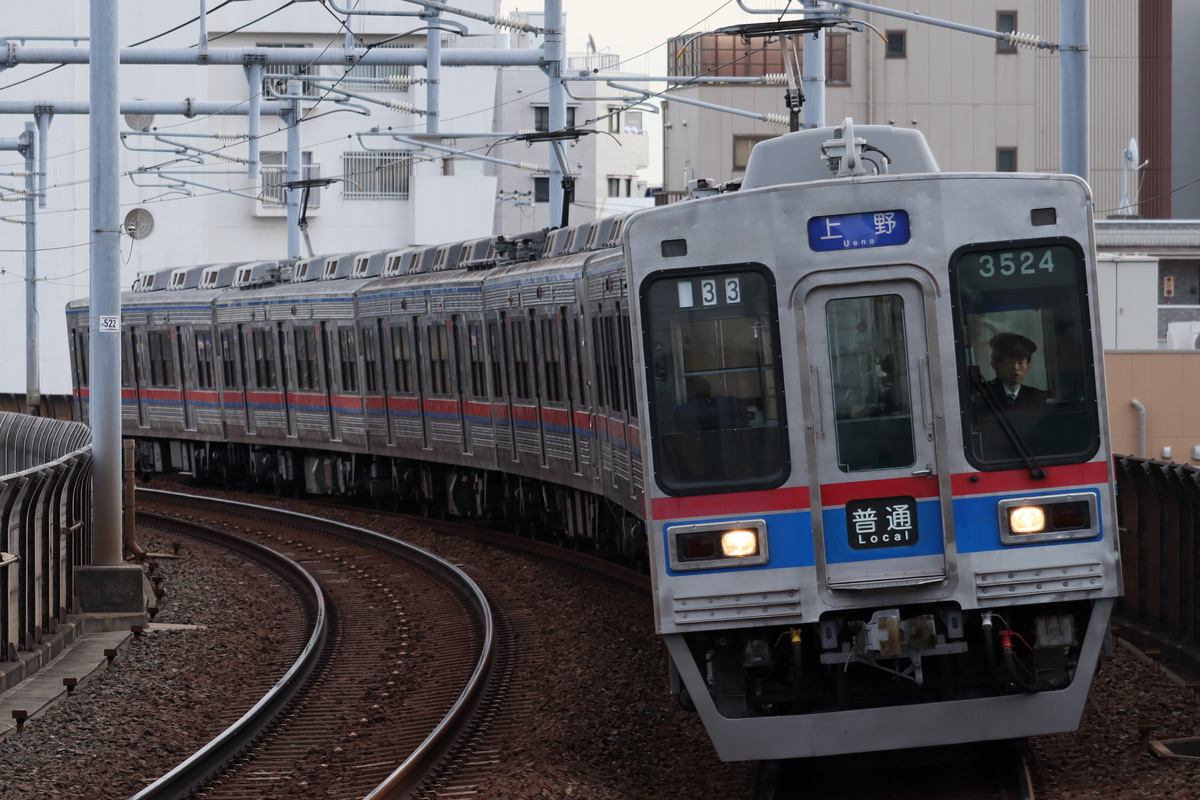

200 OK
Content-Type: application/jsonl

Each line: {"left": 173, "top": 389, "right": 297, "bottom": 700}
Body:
{"left": 147, "top": 331, "right": 175, "bottom": 388}
{"left": 389, "top": 323, "right": 415, "bottom": 394}
{"left": 642, "top": 265, "right": 788, "bottom": 495}
{"left": 619, "top": 307, "right": 637, "bottom": 419}
{"left": 428, "top": 322, "right": 452, "bottom": 395}
{"left": 825, "top": 295, "right": 915, "bottom": 472}
{"left": 338, "top": 328, "right": 359, "bottom": 393}
{"left": 220, "top": 330, "right": 240, "bottom": 389}
{"left": 73, "top": 330, "right": 90, "bottom": 386}
{"left": 952, "top": 240, "right": 1100, "bottom": 469}
{"left": 511, "top": 319, "right": 533, "bottom": 400}
{"left": 540, "top": 316, "right": 563, "bottom": 403}
{"left": 250, "top": 327, "right": 276, "bottom": 389}
{"left": 120, "top": 337, "right": 132, "bottom": 388}
{"left": 294, "top": 327, "right": 319, "bottom": 390}
{"left": 466, "top": 322, "right": 487, "bottom": 398}
{"left": 488, "top": 320, "right": 506, "bottom": 398}
{"left": 362, "top": 325, "right": 380, "bottom": 393}
{"left": 195, "top": 330, "right": 216, "bottom": 390}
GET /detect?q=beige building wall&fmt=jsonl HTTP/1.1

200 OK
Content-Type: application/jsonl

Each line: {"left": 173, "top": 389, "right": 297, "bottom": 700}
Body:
{"left": 662, "top": 0, "right": 1140, "bottom": 217}
{"left": 1104, "top": 351, "right": 1200, "bottom": 463}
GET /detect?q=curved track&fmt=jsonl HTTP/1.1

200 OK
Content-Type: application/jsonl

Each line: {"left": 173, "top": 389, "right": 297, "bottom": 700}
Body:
{"left": 132, "top": 490, "right": 495, "bottom": 800}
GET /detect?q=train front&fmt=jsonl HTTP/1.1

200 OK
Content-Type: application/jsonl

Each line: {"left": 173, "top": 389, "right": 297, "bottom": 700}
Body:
{"left": 624, "top": 123, "right": 1122, "bottom": 761}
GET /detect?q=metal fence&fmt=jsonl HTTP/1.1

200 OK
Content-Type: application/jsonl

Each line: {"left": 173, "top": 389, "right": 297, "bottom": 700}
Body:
{"left": 1113, "top": 455, "right": 1200, "bottom": 647}
{"left": 0, "top": 412, "right": 93, "bottom": 661}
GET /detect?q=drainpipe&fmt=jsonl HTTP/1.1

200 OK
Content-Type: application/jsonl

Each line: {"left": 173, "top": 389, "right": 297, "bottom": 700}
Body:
{"left": 1130, "top": 398, "right": 1146, "bottom": 458}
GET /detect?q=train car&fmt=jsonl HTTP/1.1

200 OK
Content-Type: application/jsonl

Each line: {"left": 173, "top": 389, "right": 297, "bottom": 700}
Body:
{"left": 67, "top": 118, "right": 1119, "bottom": 765}
{"left": 625, "top": 121, "right": 1120, "bottom": 760}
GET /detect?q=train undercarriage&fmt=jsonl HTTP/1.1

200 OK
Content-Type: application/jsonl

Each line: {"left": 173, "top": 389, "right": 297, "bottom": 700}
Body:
{"left": 132, "top": 437, "right": 648, "bottom": 566}
{"left": 674, "top": 599, "right": 1101, "bottom": 719}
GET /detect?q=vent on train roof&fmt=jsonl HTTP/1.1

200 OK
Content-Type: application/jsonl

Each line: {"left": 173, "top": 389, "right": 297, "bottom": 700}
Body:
{"left": 233, "top": 261, "right": 279, "bottom": 288}
{"left": 321, "top": 252, "right": 361, "bottom": 280}
{"left": 353, "top": 250, "right": 388, "bottom": 278}
{"left": 132, "top": 267, "right": 176, "bottom": 292}
{"left": 200, "top": 263, "right": 242, "bottom": 289}
{"left": 168, "top": 266, "right": 208, "bottom": 290}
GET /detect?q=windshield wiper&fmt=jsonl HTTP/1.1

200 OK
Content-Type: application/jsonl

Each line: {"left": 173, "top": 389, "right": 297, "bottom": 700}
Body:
{"left": 970, "top": 368, "right": 1047, "bottom": 480}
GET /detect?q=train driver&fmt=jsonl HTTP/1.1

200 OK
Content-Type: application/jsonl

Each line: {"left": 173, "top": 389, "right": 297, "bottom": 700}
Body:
{"left": 674, "top": 376, "right": 750, "bottom": 432}
{"left": 982, "top": 332, "right": 1054, "bottom": 411}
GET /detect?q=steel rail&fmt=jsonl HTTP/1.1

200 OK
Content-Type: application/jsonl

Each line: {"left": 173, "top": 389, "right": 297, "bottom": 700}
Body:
{"left": 127, "top": 489, "right": 495, "bottom": 800}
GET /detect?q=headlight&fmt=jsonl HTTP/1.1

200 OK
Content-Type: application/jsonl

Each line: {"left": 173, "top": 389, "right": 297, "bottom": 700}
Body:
{"left": 998, "top": 493, "right": 1097, "bottom": 544}
{"left": 668, "top": 519, "right": 769, "bottom": 571}
{"left": 1008, "top": 506, "right": 1046, "bottom": 534}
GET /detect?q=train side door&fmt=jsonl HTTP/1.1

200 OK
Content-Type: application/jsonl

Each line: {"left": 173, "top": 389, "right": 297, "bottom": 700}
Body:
{"left": 279, "top": 323, "right": 297, "bottom": 439}
{"left": 802, "top": 276, "right": 955, "bottom": 590}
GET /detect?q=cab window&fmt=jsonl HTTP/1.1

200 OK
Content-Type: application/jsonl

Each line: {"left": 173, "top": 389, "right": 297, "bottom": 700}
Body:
{"left": 642, "top": 265, "right": 788, "bottom": 495}
{"left": 952, "top": 240, "right": 1100, "bottom": 469}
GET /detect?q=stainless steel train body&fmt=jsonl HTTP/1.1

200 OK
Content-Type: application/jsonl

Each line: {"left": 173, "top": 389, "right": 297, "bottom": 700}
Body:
{"left": 66, "top": 121, "right": 1119, "bottom": 763}
{"left": 625, "top": 124, "right": 1120, "bottom": 760}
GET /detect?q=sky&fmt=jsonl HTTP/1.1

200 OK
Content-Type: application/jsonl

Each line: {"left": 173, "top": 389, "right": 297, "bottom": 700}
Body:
{"left": 501, "top": 0, "right": 758, "bottom": 74}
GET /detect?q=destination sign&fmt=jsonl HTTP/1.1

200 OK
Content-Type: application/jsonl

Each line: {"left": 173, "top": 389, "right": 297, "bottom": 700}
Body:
{"left": 808, "top": 210, "right": 910, "bottom": 252}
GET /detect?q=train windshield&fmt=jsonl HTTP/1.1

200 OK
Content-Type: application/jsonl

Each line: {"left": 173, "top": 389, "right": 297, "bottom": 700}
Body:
{"left": 952, "top": 239, "right": 1101, "bottom": 469}
{"left": 642, "top": 265, "right": 789, "bottom": 495}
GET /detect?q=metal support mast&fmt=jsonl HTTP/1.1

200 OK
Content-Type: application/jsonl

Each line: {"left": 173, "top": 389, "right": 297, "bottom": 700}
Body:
{"left": 89, "top": 0, "right": 122, "bottom": 566}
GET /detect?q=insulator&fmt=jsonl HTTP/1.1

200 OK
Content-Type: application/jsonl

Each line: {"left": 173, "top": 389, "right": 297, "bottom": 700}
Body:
{"left": 1005, "top": 31, "right": 1043, "bottom": 49}
{"left": 518, "top": 162, "right": 541, "bottom": 173}
{"left": 761, "top": 73, "right": 788, "bottom": 86}
{"left": 213, "top": 133, "right": 245, "bottom": 141}
{"left": 762, "top": 113, "right": 791, "bottom": 128}
{"left": 386, "top": 101, "right": 421, "bottom": 115}
{"left": 385, "top": 75, "right": 414, "bottom": 88}
{"left": 213, "top": 152, "right": 244, "bottom": 164}
{"left": 494, "top": 15, "right": 530, "bottom": 33}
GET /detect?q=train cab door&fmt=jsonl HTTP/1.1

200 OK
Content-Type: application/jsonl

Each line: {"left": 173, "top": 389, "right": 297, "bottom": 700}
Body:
{"left": 801, "top": 274, "right": 955, "bottom": 591}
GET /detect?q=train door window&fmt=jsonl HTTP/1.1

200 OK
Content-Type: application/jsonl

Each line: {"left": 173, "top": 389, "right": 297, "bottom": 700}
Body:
{"left": 362, "top": 325, "right": 380, "bottom": 393}
{"left": 251, "top": 327, "right": 277, "bottom": 389}
{"left": 337, "top": 327, "right": 359, "bottom": 393}
{"left": 825, "top": 295, "right": 915, "bottom": 472}
{"left": 488, "top": 320, "right": 506, "bottom": 398}
{"left": 619, "top": 305, "right": 637, "bottom": 419}
{"left": 601, "top": 313, "right": 623, "bottom": 413}
{"left": 540, "top": 315, "right": 563, "bottom": 403}
{"left": 467, "top": 321, "right": 487, "bottom": 397}
{"left": 511, "top": 318, "right": 533, "bottom": 400}
{"left": 73, "top": 329, "right": 90, "bottom": 387}
{"left": 428, "top": 322, "right": 451, "bottom": 395}
{"left": 952, "top": 240, "right": 1100, "bottom": 468}
{"left": 119, "top": 335, "right": 131, "bottom": 387}
{"left": 294, "top": 327, "right": 319, "bottom": 390}
{"left": 195, "top": 329, "right": 216, "bottom": 390}
{"left": 641, "top": 265, "right": 788, "bottom": 494}
{"left": 389, "top": 323, "right": 415, "bottom": 394}
{"left": 147, "top": 331, "right": 175, "bottom": 387}
{"left": 592, "top": 315, "right": 608, "bottom": 409}
{"left": 220, "top": 329, "right": 240, "bottom": 389}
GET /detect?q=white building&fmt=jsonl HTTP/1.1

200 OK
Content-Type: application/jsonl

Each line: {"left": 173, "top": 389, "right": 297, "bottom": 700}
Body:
{"left": 0, "top": 1, "right": 640, "bottom": 396}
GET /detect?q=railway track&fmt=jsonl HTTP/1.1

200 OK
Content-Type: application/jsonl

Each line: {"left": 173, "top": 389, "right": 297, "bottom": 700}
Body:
{"left": 133, "top": 490, "right": 495, "bottom": 799}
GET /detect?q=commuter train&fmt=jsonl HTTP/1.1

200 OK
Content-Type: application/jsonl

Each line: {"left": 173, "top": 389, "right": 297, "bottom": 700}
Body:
{"left": 67, "top": 120, "right": 1122, "bottom": 762}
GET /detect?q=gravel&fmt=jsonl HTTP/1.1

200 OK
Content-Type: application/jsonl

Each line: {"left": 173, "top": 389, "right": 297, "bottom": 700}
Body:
{"left": 1, "top": 490, "right": 1198, "bottom": 799}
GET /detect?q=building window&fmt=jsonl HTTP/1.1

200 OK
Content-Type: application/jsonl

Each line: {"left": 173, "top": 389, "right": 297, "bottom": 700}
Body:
{"left": 997, "top": 148, "right": 1017, "bottom": 172}
{"left": 886, "top": 31, "right": 906, "bottom": 58}
{"left": 345, "top": 43, "right": 412, "bottom": 89}
{"left": 668, "top": 33, "right": 850, "bottom": 85}
{"left": 534, "top": 105, "right": 577, "bottom": 132}
{"left": 997, "top": 12, "right": 1017, "bottom": 53}
{"left": 261, "top": 151, "right": 320, "bottom": 208}
{"left": 259, "top": 43, "right": 316, "bottom": 95}
{"left": 533, "top": 176, "right": 550, "bottom": 203}
{"left": 342, "top": 150, "right": 412, "bottom": 199}
{"left": 733, "top": 135, "right": 774, "bottom": 172}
